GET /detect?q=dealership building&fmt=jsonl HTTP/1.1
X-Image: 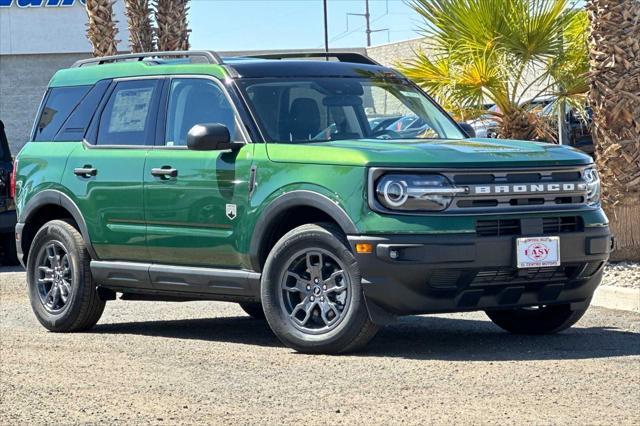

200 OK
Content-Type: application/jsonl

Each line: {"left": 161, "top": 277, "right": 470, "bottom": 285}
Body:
{"left": 0, "top": 0, "right": 439, "bottom": 155}
{"left": 0, "top": 0, "right": 129, "bottom": 153}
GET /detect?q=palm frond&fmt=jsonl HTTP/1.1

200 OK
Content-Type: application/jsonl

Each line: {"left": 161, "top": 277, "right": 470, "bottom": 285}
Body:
{"left": 400, "top": 0, "right": 589, "bottom": 139}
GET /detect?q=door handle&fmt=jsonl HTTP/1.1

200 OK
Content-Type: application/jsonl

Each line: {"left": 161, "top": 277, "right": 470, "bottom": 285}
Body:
{"left": 151, "top": 167, "right": 178, "bottom": 179}
{"left": 73, "top": 166, "right": 97, "bottom": 178}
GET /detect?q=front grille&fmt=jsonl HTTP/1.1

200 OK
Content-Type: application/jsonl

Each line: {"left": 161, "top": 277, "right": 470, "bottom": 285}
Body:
{"left": 427, "top": 263, "right": 592, "bottom": 291}
{"left": 543, "top": 216, "right": 584, "bottom": 233}
{"left": 471, "top": 267, "right": 568, "bottom": 285}
{"left": 452, "top": 170, "right": 582, "bottom": 184}
{"left": 476, "top": 219, "right": 520, "bottom": 236}
{"left": 476, "top": 216, "right": 583, "bottom": 237}
{"left": 368, "top": 166, "right": 594, "bottom": 215}
{"left": 446, "top": 166, "right": 589, "bottom": 213}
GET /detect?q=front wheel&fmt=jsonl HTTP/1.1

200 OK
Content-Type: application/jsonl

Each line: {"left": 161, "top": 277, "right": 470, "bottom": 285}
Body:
{"left": 27, "top": 219, "right": 105, "bottom": 332}
{"left": 239, "top": 302, "right": 265, "bottom": 320}
{"left": 485, "top": 302, "right": 590, "bottom": 335}
{"left": 261, "top": 223, "right": 378, "bottom": 354}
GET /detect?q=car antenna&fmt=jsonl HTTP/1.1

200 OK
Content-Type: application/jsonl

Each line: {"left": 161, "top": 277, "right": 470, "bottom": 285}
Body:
{"left": 323, "top": 0, "right": 329, "bottom": 61}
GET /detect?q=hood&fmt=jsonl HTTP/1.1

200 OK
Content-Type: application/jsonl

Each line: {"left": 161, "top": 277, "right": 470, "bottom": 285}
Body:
{"left": 266, "top": 138, "right": 593, "bottom": 168}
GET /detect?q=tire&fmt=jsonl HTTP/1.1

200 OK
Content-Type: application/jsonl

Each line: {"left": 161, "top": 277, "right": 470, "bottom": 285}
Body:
{"left": 26, "top": 219, "right": 105, "bottom": 332}
{"left": 239, "top": 302, "right": 266, "bottom": 320}
{"left": 261, "top": 223, "right": 378, "bottom": 354}
{"left": 485, "top": 302, "right": 590, "bottom": 335}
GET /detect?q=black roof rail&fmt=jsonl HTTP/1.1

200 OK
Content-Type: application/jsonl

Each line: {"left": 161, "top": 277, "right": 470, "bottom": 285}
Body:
{"left": 71, "top": 50, "right": 223, "bottom": 68}
{"left": 243, "top": 51, "right": 379, "bottom": 66}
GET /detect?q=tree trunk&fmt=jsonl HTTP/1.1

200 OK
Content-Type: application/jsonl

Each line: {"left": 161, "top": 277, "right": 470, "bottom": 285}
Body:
{"left": 125, "top": 0, "right": 155, "bottom": 53}
{"left": 608, "top": 204, "right": 640, "bottom": 261}
{"left": 85, "top": 0, "right": 119, "bottom": 57}
{"left": 155, "top": 0, "right": 190, "bottom": 52}
{"left": 587, "top": 0, "right": 640, "bottom": 261}
{"left": 498, "top": 109, "right": 556, "bottom": 142}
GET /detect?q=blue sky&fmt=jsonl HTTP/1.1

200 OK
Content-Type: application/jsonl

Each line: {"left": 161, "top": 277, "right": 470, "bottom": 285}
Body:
{"left": 189, "top": 0, "right": 422, "bottom": 52}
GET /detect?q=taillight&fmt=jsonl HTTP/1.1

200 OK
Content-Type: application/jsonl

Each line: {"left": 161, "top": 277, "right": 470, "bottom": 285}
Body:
{"left": 9, "top": 159, "right": 17, "bottom": 199}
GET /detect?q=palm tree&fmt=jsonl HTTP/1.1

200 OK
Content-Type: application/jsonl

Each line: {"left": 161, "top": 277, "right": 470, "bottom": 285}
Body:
{"left": 587, "top": 0, "right": 640, "bottom": 261}
{"left": 399, "top": 0, "right": 588, "bottom": 141}
{"left": 85, "top": 0, "right": 119, "bottom": 57}
{"left": 155, "top": 0, "right": 190, "bottom": 51}
{"left": 125, "top": 0, "right": 155, "bottom": 53}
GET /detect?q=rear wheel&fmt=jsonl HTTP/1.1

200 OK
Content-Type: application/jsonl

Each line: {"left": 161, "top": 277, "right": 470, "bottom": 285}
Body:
{"left": 261, "top": 223, "right": 378, "bottom": 354}
{"left": 239, "top": 302, "right": 265, "bottom": 319}
{"left": 27, "top": 219, "right": 105, "bottom": 332}
{"left": 485, "top": 302, "right": 590, "bottom": 335}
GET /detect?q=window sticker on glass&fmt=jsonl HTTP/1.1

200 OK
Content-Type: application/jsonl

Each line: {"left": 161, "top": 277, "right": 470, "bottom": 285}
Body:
{"left": 108, "top": 88, "right": 153, "bottom": 133}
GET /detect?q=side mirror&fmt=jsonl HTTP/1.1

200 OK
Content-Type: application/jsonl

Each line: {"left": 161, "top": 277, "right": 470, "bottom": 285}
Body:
{"left": 187, "top": 123, "right": 235, "bottom": 151}
{"left": 458, "top": 122, "right": 476, "bottom": 138}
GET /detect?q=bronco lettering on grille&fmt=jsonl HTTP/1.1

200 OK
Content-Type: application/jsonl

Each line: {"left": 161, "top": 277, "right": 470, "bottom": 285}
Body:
{"left": 472, "top": 183, "right": 587, "bottom": 195}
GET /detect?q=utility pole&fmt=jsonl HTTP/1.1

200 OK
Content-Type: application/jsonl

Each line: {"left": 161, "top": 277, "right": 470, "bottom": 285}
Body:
{"left": 365, "top": 0, "right": 371, "bottom": 47}
{"left": 348, "top": 0, "right": 383, "bottom": 47}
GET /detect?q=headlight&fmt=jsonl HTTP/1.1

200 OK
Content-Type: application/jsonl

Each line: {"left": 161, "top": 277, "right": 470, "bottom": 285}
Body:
{"left": 584, "top": 167, "right": 600, "bottom": 206}
{"left": 375, "top": 173, "right": 466, "bottom": 211}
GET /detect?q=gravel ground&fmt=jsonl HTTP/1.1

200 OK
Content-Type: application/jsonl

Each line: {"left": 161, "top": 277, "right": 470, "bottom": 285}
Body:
{"left": 602, "top": 262, "right": 640, "bottom": 288}
{"left": 1, "top": 267, "right": 639, "bottom": 425}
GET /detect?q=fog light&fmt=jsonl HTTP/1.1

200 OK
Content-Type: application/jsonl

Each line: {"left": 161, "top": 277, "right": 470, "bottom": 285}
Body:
{"left": 355, "top": 243, "right": 373, "bottom": 254}
{"left": 389, "top": 249, "right": 399, "bottom": 259}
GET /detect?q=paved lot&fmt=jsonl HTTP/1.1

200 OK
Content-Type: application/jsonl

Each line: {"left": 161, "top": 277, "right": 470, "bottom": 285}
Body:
{"left": 1, "top": 266, "right": 639, "bottom": 425}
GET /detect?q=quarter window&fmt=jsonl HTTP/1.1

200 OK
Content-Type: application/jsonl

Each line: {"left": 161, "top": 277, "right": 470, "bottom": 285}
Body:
{"left": 97, "top": 79, "right": 160, "bottom": 146}
{"left": 165, "top": 78, "right": 240, "bottom": 146}
{"left": 55, "top": 80, "right": 110, "bottom": 142}
{"left": 34, "top": 86, "right": 90, "bottom": 141}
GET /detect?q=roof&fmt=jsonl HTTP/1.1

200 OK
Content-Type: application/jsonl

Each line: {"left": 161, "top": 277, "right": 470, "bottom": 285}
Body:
{"left": 223, "top": 58, "right": 398, "bottom": 79}
{"left": 48, "top": 50, "right": 400, "bottom": 87}
{"left": 49, "top": 62, "right": 228, "bottom": 88}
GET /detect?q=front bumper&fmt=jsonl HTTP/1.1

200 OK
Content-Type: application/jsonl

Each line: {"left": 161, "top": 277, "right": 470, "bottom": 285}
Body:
{"left": 348, "top": 226, "right": 612, "bottom": 316}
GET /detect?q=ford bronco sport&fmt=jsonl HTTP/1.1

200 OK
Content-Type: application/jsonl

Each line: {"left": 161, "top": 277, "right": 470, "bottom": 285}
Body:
{"left": 14, "top": 51, "right": 612, "bottom": 354}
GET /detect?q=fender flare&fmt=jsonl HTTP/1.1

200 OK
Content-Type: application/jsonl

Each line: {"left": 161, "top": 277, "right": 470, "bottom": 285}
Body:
{"left": 19, "top": 189, "right": 99, "bottom": 260}
{"left": 249, "top": 190, "right": 358, "bottom": 271}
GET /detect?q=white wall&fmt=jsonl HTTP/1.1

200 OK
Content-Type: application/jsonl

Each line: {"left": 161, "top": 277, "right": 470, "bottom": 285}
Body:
{"left": 0, "top": 0, "right": 129, "bottom": 55}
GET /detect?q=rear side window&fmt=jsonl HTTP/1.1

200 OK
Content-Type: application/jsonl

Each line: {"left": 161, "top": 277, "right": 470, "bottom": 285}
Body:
{"left": 54, "top": 80, "right": 110, "bottom": 142}
{"left": 97, "top": 79, "right": 161, "bottom": 146}
{"left": 33, "top": 86, "right": 90, "bottom": 141}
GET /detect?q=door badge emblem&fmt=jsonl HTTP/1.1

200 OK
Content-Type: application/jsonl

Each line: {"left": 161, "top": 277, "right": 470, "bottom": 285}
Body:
{"left": 226, "top": 204, "right": 237, "bottom": 220}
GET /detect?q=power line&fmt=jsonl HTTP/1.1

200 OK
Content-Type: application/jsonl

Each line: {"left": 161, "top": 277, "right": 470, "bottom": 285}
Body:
{"left": 318, "top": 1, "right": 389, "bottom": 48}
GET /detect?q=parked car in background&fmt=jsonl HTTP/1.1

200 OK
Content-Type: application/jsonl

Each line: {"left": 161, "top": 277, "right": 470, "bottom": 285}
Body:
{"left": 0, "top": 120, "right": 18, "bottom": 265}
{"left": 540, "top": 102, "right": 594, "bottom": 155}
{"left": 467, "top": 105, "right": 500, "bottom": 138}
{"left": 367, "top": 115, "right": 402, "bottom": 133}
{"left": 521, "top": 96, "right": 555, "bottom": 113}
{"left": 467, "top": 115, "right": 499, "bottom": 138}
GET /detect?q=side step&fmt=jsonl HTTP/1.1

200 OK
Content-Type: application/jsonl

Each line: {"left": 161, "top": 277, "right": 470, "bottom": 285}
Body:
{"left": 91, "top": 261, "right": 261, "bottom": 302}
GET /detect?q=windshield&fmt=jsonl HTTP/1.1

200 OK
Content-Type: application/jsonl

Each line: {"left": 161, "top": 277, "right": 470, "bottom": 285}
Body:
{"left": 237, "top": 77, "right": 465, "bottom": 143}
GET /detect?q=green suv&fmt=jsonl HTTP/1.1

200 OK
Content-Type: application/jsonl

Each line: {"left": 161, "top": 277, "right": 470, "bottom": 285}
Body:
{"left": 14, "top": 51, "right": 612, "bottom": 353}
